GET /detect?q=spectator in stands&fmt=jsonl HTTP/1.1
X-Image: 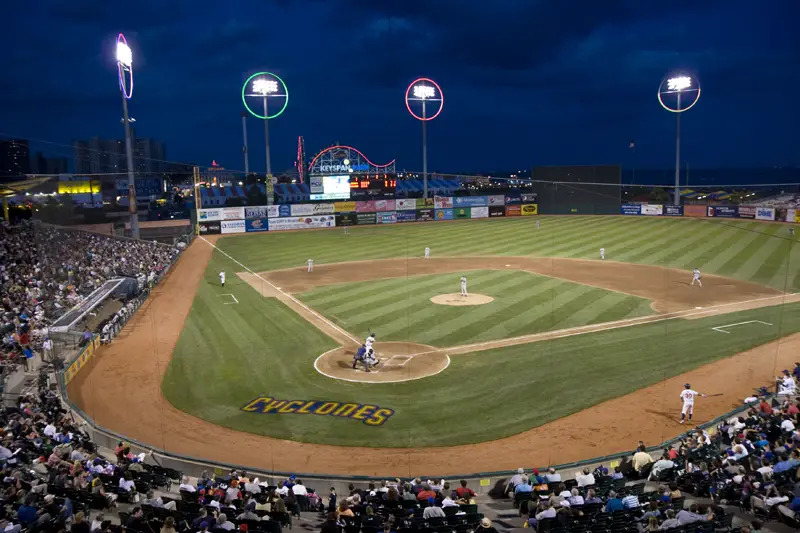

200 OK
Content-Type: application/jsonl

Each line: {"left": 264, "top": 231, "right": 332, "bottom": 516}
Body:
{"left": 161, "top": 517, "right": 177, "bottom": 533}
{"left": 441, "top": 492, "right": 459, "bottom": 507}
{"left": 544, "top": 467, "right": 561, "bottom": 483}
{"left": 575, "top": 467, "right": 595, "bottom": 487}
{"left": 632, "top": 445, "right": 653, "bottom": 476}
{"left": 584, "top": 489, "right": 602, "bottom": 505}
{"left": 611, "top": 466, "right": 624, "bottom": 480}
{"left": 650, "top": 452, "right": 676, "bottom": 479}
{"left": 143, "top": 490, "right": 177, "bottom": 511}
{"left": 566, "top": 488, "right": 584, "bottom": 506}
{"left": 676, "top": 504, "right": 705, "bottom": 525}
{"left": 621, "top": 489, "right": 640, "bottom": 509}
{"left": 320, "top": 513, "right": 338, "bottom": 533}
{"left": 416, "top": 484, "right": 436, "bottom": 502}
{"left": 455, "top": 479, "right": 475, "bottom": 499}
{"left": 236, "top": 502, "right": 259, "bottom": 521}
{"left": 336, "top": 502, "right": 353, "bottom": 519}
{"left": 658, "top": 509, "right": 679, "bottom": 530}
{"left": 422, "top": 500, "right": 445, "bottom": 519}
{"left": 215, "top": 512, "right": 234, "bottom": 531}
{"left": 513, "top": 476, "right": 532, "bottom": 497}
{"left": 604, "top": 491, "right": 623, "bottom": 513}
{"left": 478, "top": 518, "right": 497, "bottom": 533}
{"left": 71, "top": 511, "right": 90, "bottom": 533}
{"left": 508, "top": 468, "right": 525, "bottom": 490}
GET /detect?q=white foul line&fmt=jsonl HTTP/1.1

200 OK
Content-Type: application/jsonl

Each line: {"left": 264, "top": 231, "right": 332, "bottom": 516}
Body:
{"left": 220, "top": 293, "right": 239, "bottom": 305}
{"left": 199, "top": 237, "right": 360, "bottom": 345}
{"left": 712, "top": 320, "right": 773, "bottom": 334}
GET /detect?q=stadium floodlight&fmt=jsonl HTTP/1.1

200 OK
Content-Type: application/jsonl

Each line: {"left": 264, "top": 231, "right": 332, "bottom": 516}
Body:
{"left": 116, "top": 33, "right": 138, "bottom": 239}
{"left": 658, "top": 73, "right": 701, "bottom": 206}
{"left": 241, "top": 72, "right": 289, "bottom": 206}
{"left": 405, "top": 78, "right": 444, "bottom": 199}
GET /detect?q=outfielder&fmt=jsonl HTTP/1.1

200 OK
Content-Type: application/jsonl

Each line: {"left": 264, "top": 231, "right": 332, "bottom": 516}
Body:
{"left": 460, "top": 276, "right": 468, "bottom": 297}
{"left": 219, "top": 271, "right": 226, "bottom": 287}
{"left": 600, "top": 248, "right": 605, "bottom": 260}
{"left": 307, "top": 259, "right": 314, "bottom": 273}
{"left": 680, "top": 384, "right": 706, "bottom": 424}
{"left": 424, "top": 247, "right": 430, "bottom": 259}
{"left": 536, "top": 219, "right": 540, "bottom": 230}
{"left": 691, "top": 268, "right": 702, "bottom": 287}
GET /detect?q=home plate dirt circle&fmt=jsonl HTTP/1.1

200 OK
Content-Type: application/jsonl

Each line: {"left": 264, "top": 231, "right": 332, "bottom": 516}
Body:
{"left": 430, "top": 293, "right": 494, "bottom": 306}
{"left": 314, "top": 341, "right": 450, "bottom": 383}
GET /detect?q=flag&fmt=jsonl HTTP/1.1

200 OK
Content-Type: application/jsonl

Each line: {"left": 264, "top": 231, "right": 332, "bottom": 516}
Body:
{"left": 629, "top": 140, "right": 636, "bottom": 150}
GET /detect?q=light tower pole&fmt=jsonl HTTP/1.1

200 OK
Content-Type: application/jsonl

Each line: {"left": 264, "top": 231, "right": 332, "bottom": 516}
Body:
{"left": 116, "top": 33, "right": 139, "bottom": 239}
{"left": 405, "top": 78, "right": 443, "bottom": 199}
{"left": 658, "top": 75, "right": 700, "bottom": 206}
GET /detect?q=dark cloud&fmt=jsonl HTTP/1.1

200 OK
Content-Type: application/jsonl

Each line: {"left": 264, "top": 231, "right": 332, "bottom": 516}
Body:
{"left": 0, "top": 0, "right": 796, "bottom": 173}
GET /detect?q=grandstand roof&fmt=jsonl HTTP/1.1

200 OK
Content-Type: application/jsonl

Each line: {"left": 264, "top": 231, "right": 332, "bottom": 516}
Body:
{"left": 0, "top": 176, "right": 51, "bottom": 197}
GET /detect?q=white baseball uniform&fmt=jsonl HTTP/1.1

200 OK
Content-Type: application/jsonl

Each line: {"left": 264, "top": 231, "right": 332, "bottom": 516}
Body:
{"left": 536, "top": 219, "right": 540, "bottom": 230}
{"left": 680, "top": 389, "right": 700, "bottom": 415}
{"left": 600, "top": 248, "right": 605, "bottom": 260}
{"left": 778, "top": 375, "right": 796, "bottom": 395}
{"left": 691, "top": 269, "right": 702, "bottom": 286}
{"left": 460, "top": 276, "right": 468, "bottom": 296}
{"left": 219, "top": 271, "right": 226, "bottom": 286}
{"left": 424, "top": 247, "right": 430, "bottom": 259}
{"left": 365, "top": 334, "right": 375, "bottom": 350}
{"left": 307, "top": 259, "right": 314, "bottom": 273}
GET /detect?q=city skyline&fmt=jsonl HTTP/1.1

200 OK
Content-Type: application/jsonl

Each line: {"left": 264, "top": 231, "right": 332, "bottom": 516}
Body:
{"left": 0, "top": 1, "right": 797, "bottom": 176}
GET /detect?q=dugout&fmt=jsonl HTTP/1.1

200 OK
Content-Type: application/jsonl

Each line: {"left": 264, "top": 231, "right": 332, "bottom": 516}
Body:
{"left": 533, "top": 164, "right": 621, "bottom": 215}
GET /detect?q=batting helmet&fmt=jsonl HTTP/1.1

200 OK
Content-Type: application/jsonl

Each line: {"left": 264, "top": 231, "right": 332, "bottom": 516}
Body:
{"left": 685, "top": 383, "right": 691, "bottom": 389}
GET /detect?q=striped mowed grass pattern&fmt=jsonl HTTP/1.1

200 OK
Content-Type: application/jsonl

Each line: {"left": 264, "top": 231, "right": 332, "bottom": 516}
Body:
{"left": 218, "top": 216, "right": 800, "bottom": 291}
{"left": 298, "top": 270, "right": 653, "bottom": 347}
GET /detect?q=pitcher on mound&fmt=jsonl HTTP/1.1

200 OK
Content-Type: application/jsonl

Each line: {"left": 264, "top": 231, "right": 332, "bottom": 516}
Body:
{"left": 460, "top": 276, "right": 468, "bottom": 297}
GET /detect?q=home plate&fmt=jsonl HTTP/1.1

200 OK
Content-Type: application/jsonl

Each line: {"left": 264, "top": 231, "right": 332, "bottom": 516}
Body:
{"left": 695, "top": 306, "right": 702, "bottom": 309}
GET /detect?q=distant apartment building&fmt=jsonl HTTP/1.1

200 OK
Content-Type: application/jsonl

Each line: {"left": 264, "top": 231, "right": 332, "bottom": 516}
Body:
{"left": 0, "top": 139, "right": 31, "bottom": 178}
{"left": 73, "top": 129, "right": 166, "bottom": 176}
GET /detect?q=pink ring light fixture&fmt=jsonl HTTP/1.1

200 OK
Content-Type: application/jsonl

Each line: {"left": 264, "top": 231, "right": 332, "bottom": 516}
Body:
{"left": 117, "top": 33, "right": 133, "bottom": 99}
{"left": 405, "top": 77, "right": 443, "bottom": 121}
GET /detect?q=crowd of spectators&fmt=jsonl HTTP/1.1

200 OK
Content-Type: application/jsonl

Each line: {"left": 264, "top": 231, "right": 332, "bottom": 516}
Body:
{"left": 0, "top": 222, "right": 180, "bottom": 367}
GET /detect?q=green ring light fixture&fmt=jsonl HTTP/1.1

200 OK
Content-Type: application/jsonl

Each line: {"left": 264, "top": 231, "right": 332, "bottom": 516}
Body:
{"left": 241, "top": 72, "right": 289, "bottom": 119}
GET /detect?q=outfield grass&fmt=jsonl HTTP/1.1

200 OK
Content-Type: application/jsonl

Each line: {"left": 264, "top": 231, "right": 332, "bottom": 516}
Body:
{"left": 298, "top": 270, "right": 653, "bottom": 346}
{"left": 160, "top": 217, "right": 800, "bottom": 446}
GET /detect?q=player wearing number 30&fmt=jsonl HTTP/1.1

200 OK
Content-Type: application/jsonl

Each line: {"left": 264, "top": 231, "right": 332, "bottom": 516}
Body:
{"left": 691, "top": 268, "right": 702, "bottom": 287}
{"left": 679, "top": 383, "right": 706, "bottom": 424}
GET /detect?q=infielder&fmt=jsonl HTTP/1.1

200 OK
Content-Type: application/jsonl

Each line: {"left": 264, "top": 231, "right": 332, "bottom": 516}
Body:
{"left": 219, "top": 271, "right": 226, "bottom": 287}
{"left": 777, "top": 370, "right": 796, "bottom": 395}
{"left": 424, "top": 247, "right": 430, "bottom": 259}
{"left": 691, "top": 268, "right": 702, "bottom": 287}
{"left": 600, "top": 248, "right": 605, "bottom": 260}
{"left": 307, "top": 259, "right": 314, "bottom": 273}
{"left": 680, "top": 383, "right": 706, "bottom": 424}
{"left": 460, "top": 276, "right": 468, "bottom": 297}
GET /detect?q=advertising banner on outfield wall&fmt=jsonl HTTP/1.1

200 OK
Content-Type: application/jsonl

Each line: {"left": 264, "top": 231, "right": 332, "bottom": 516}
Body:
{"left": 396, "top": 199, "right": 416, "bottom": 210}
{"left": 221, "top": 220, "right": 246, "bottom": 234}
{"left": 356, "top": 213, "right": 377, "bottom": 225}
{"left": 505, "top": 192, "right": 521, "bottom": 204}
{"left": 454, "top": 207, "right": 471, "bottom": 219}
{"left": 416, "top": 208, "right": 434, "bottom": 221}
{"left": 244, "top": 206, "right": 270, "bottom": 218}
{"left": 521, "top": 204, "right": 538, "bottom": 216}
{"left": 269, "top": 215, "right": 337, "bottom": 231}
{"left": 198, "top": 208, "right": 222, "bottom": 221}
{"left": 291, "top": 204, "right": 314, "bottom": 216}
{"left": 336, "top": 213, "right": 358, "bottom": 226}
{"left": 489, "top": 206, "right": 506, "bottom": 217}
{"left": 245, "top": 218, "right": 269, "bottom": 232}
{"left": 795, "top": 210, "right": 800, "bottom": 223}
{"left": 785, "top": 209, "right": 795, "bottom": 222}
{"left": 756, "top": 207, "right": 775, "bottom": 221}
{"left": 198, "top": 221, "right": 221, "bottom": 234}
{"left": 434, "top": 196, "right": 453, "bottom": 208}
{"left": 278, "top": 205, "right": 291, "bottom": 217}
{"left": 435, "top": 208, "right": 454, "bottom": 220}
{"left": 222, "top": 207, "right": 245, "bottom": 220}
{"left": 707, "top": 206, "right": 738, "bottom": 218}
{"left": 684, "top": 205, "right": 706, "bottom": 217}
{"left": 356, "top": 201, "right": 377, "bottom": 213}
{"left": 334, "top": 201, "right": 357, "bottom": 213}
{"left": 664, "top": 205, "right": 684, "bottom": 216}
{"left": 396, "top": 210, "right": 417, "bottom": 222}
{"left": 311, "top": 203, "right": 335, "bottom": 215}
{"left": 505, "top": 205, "right": 522, "bottom": 216}
{"left": 374, "top": 199, "right": 396, "bottom": 212}
{"left": 471, "top": 206, "right": 489, "bottom": 219}
{"left": 738, "top": 206, "right": 756, "bottom": 219}
{"left": 521, "top": 193, "right": 537, "bottom": 203}
{"left": 454, "top": 196, "right": 488, "bottom": 207}
{"left": 377, "top": 211, "right": 397, "bottom": 224}
{"left": 487, "top": 195, "right": 505, "bottom": 206}
{"left": 621, "top": 204, "right": 641, "bottom": 215}
{"left": 416, "top": 198, "right": 434, "bottom": 209}
{"left": 641, "top": 204, "right": 663, "bottom": 216}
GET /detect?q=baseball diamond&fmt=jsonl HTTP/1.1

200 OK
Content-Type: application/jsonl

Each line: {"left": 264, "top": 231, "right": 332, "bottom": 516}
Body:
{"left": 66, "top": 215, "right": 800, "bottom": 476}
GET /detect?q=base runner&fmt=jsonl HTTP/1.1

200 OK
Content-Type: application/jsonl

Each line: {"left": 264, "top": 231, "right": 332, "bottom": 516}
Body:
{"left": 680, "top": 383, "right": 706, "bottom": 424}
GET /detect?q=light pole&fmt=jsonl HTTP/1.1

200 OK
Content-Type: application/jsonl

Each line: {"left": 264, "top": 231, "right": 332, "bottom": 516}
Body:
{"left": 405, "top": 78, "right": 443, "bottom": 199}
{"left": 658, "top": 75, "right": 701, "bottom": 206}
{"left": 116, "top": 33, "right": 139, "bottom": 239}
{"left": 241, "top": 112, "right": 250, "bottom": 175}
{"left": 242, "top": 72, "right": 289, "bottom": 206}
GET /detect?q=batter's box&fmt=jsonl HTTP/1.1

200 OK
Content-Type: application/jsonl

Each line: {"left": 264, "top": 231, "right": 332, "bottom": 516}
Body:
{"left": 384, "top": 355, "right": 413, "bottom": 367}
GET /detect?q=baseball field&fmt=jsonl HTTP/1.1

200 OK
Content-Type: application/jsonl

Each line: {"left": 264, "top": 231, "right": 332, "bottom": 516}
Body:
{"left": 67, "top": 215, "right": 800, "bottom": 476}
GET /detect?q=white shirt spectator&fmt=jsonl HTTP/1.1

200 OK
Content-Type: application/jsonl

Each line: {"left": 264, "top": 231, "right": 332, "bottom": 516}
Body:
{"left": 535, "top": 507, "right": 556, "bottom": 521}
{"left": 651, "top": 459, "right": 676, "bottom": 478}
{"left": 119, "top": 478, "right": 135, "bottom": 492}
{"left": 757, "top": 465, "right": 773, "bottom": 477}
{"left": 292, "top": 483, "right": 307, "bottom": 496}
{"left": 276, "top": 485, "right": 289, "bottom": 496}
{"left": 567, "top": 494, "right": 584, "bottom": 506}
{"left": 575, "top": 471, "right": 595, "bottom": 487}
{"left": 545, "top": 471, "right": 561, "bottom": 483}
{"left": 43, "top": 424, "right": 57, "bottom": 438}
{"left": 179, "top": 482, "right": 196, "bottom": 493}
{"left": 781, "top": 419, "right": 795, "bottom": 432}
{"left": 442, "top": 496, "right": 459, "bottom": 508}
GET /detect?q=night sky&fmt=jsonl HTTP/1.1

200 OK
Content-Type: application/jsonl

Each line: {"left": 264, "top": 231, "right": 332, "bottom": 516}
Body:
{"left": 1, "top": 1, "right": 797, "bottom": 175}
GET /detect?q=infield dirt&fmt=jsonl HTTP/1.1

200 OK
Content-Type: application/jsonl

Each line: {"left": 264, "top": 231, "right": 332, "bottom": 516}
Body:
{"left": 67, "top": 239, "right": 798, "bottom": 477}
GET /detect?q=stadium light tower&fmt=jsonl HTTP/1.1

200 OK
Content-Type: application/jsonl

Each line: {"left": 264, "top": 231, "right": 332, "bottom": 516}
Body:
{"left": 242, "top": 72, "right": 289, "bottom": 205}
{"left": 405, "top": 78, "right": 444, "bottom": 199}
{"left": 116, "top": 33, "right": 139, "bottom": 239}
{"left": 658, "top": 74, "right": 701, "bottom": 206}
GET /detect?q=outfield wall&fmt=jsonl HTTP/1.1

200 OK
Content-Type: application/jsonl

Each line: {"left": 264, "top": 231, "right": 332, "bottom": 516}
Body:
{"left": 195, "top": 197, "right": 794, "bottom": 236}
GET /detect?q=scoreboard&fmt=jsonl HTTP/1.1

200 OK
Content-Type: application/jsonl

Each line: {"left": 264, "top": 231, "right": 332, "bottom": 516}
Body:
{"left": 349, "top": 174, "right": 397, "bottom": 199}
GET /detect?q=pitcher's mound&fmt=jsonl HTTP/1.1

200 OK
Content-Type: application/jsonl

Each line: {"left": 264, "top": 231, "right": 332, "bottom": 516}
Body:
{"left": 314, "top": 341, "right": 450, "bottom": 383}
{"left": 430, "top": 293, "right": 494, "bottom": 306}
